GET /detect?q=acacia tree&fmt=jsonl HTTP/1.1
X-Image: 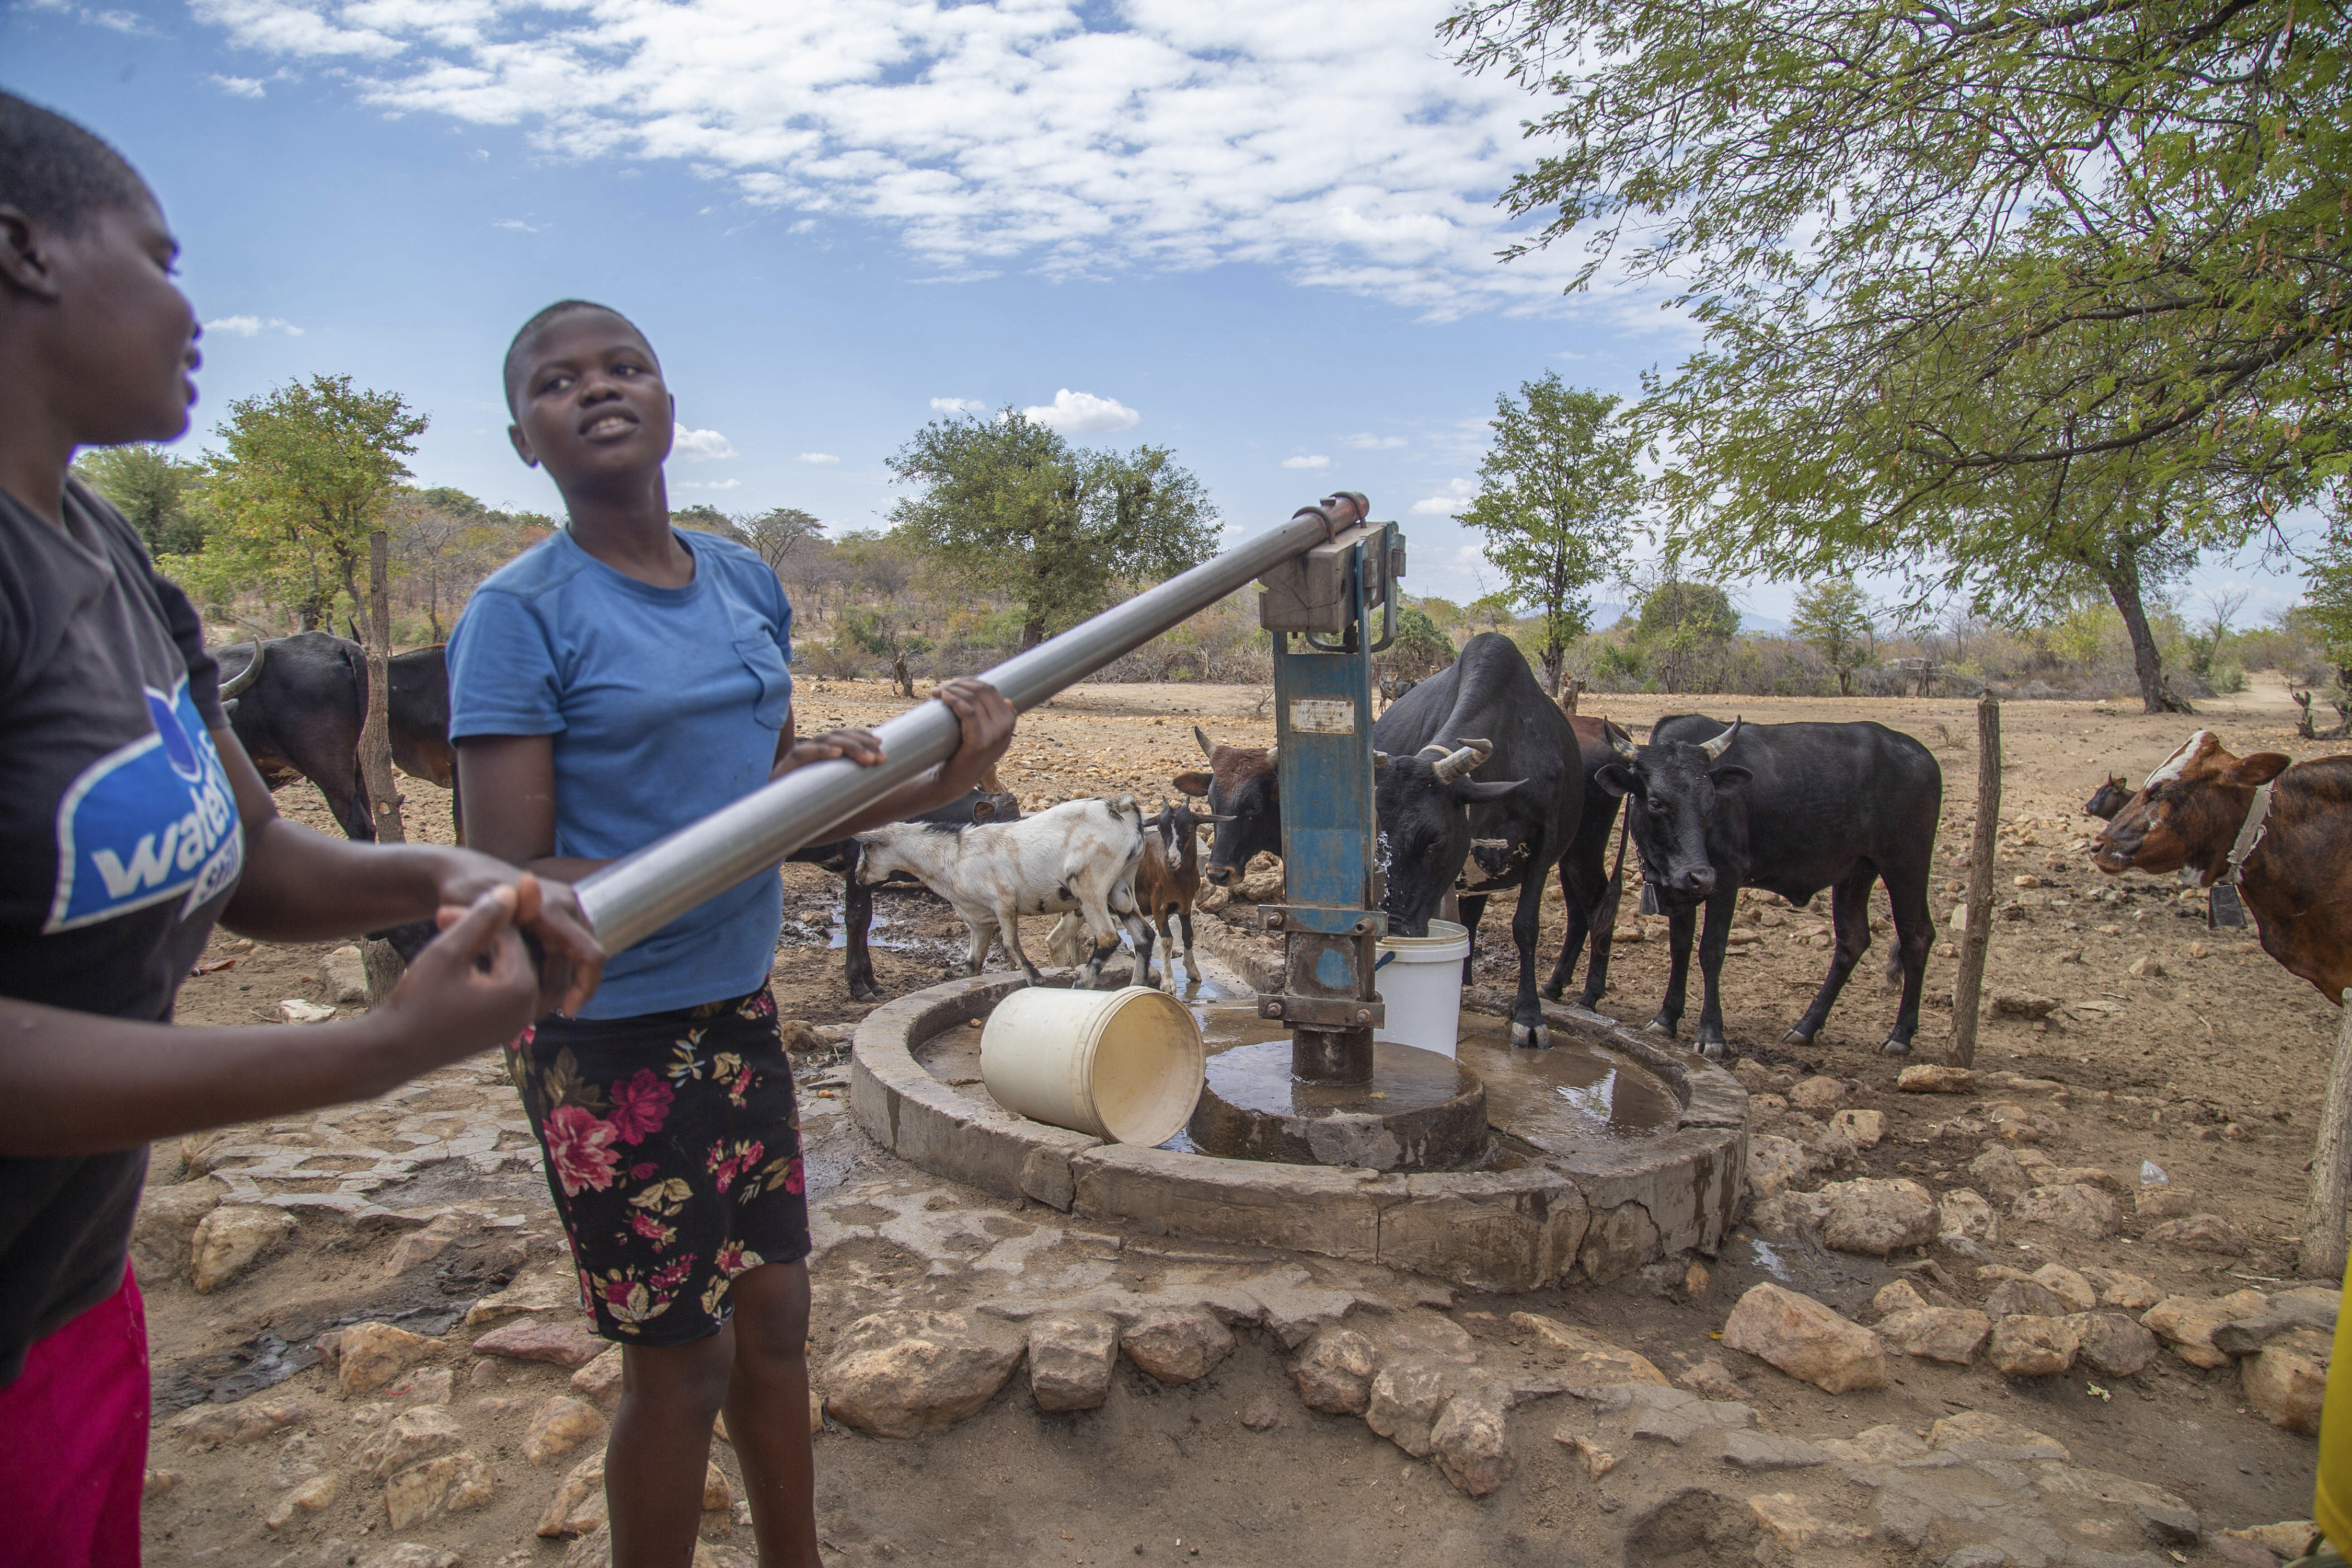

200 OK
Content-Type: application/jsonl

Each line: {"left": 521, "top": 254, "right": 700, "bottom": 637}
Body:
{"left": 74, "top": 443, "right": 207, "bottom": 557}
{"left": 889, "top": 411, "right": 1217, "bottom": 650}
{"left": 195, "top": 376, "right": 425, "bottom": 845}
{"left": 1789, "top": 579, "right": 1875, "bottom": 696}
{"left": 1456, "top": 374, "right": 1640, "bottom": 697}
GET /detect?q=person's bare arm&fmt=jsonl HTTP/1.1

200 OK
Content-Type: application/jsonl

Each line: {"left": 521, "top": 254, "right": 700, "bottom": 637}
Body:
{"left": 0, "top": 886, "right": 538, "bottom": 1157}
{"left": 773, "top": 679, "right": 1017, "bottom": 839}
{"left": 217, "top": 730, "right": 600, "bottom": 1014}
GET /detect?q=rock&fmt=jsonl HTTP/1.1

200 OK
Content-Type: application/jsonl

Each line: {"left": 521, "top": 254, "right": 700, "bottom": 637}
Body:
{"left": 1987, "top": 1315, "right": 2079, "bottom": 1377}
{"left": 1675, "top": 1358, "right": 1745, "bottom": 1402}
{"left": 131, "top": 1178, "right": 225, "bottom": 1284}
{"left": 2216, "top": 1299, "right": 2342, "bottom": 1356}
{"left": 1871, "top": 1280, "right": 1928, "bottom": 1318}
{"left": 2080, "top": 1266, "right": 2162, "bottom": 1311}
{"left": 2137, "top": 1183, "right": 2200, "bottom": 1217}
{"left": 169, "top": 1394, "right": 310, "bottom": 1450}
{"left": 1553, "top": 1429, "right": 1619, "bottom": 1478}
{"left": 2243, "top": 1333, "right": 2330, "bottom": 1434}
{"left": 1968, "top": 1147, "right": 2033, "bottom": 1204}
{"left": 1744, "top": 1135, "right": 1812, "bottom": 1201}
{"left": 702, "top": 1460, "right": 732, "bottom": 1511}
{"left": 143, "top": 1470, "right": 181, "bottom": 1497}
{"left": 1827, "top": 1108, "right": 1884, "bottom": 1148}
{"left": 383, "top": 1451, "right": 494, "bottom": 1530}
{"left": 1897, "top": 1064, "right": 1975, "bottom": 1093}
{"left": 324, "top": 944, "right": 370, "bottom": 1002}
{"left": 281, "top": 998, "right": 337, "bottom": 1023}
{"left": 562, "top": 1528, "right": 613, "bottom": 1568}
{"left": 1508, "top": 1313, "right": 1668, "bottom": 1388}
{"left": 2048, "top": 1165, "right": 2125, "bottom": 1191}
{"left": 536, "top": 1451, "right": 607, "bottom": 1538}
{"left": 1027, "top": 1313, "right": 1117, "bottom": 1412}
{"left": 1928, "top": 1409, "right": 2070, "bottom": 1458}
{"left": 1365, "top": 1359, "right": 1452, "bottom": 1458}
{"left": 264, "top": 1472, "right": 338, "bottom": 1530}
{"left": 355, "top": 1407, "right": 463, "bottom": 1481}
{"left": 570, "top": 1346, "right": 625, "bottom": 1410}
{"left": 383, "top": 1214, "right": 466, "bottom": 1277}
{"left": 525, "top": 1396, "right": 608, "bottom": 1463}
{"left": 1238, "top": 855, "right": 1285, "bottom": 903}
{"left": 823, "top": 1310, "right": 1025, "bottom": 1439}
{"left": 1195, "top": 884, "right": 1231, "bottom": 914}
{"left": 1747, "top": 1493, "right": 1870, "bottom": 1550}
{"left": 1789, "top": 1076, "right": 1848, "bottom": 1111}
{"left": 2011, "top": 1183, "right": 2122, "bottom": 1238}
{"left": 1818, "top": 1177, "right": 1939, "bottom": 1255}
{"left": 2147, "top": 1212, "right": 2250, "bottom": 1255}
{"left": 1991, "top": 992, "right": 2059, "bottom": 1018}
{"left": 1745, "top": 1190, "right": 1827, "bottom": 1240}
{"left": 472, "top": 1316, "right": 604, "bottom": 1368}
{"left": 1985, "top": 1278, "right": 2069, "bottom": 1319}
{"left": 2129, "top": 955, "right": 2166, "bottom": 978}
{"left": 1938, "top": 1187, "right": 2001, "bottom": 1246}
{"left": 1816, "top": 1423, "right": 1929, "bottom": 1463}
{"left": 389, "top": 1366, "right": 452, "bottom": 1405}
{"left": 1238, "top": 1395, "right": 1281, "bottom": 1431}
{"left": 270, "top": 1432, "right": 325, "bottom": 1488}
{"left": 189, "top": 1204, "right": 295, "bottom": 1293}
{"left": 1429, "top": 1383, "right": 1513, "bottom": 1496}
{"left": 2226, "top": 1523, "right": 2323, "bottom": 1558}
{"left": 1877, "top": 1307, "right": 1991, "bottom": 1366}
{"left": 361, "top": 1548, "right": 462, "bottom": 1568}
{"left": 1720, "top": 1284, "right": 1886, "bottom": 1394}
{"left": 2142, "top": 1290, "right": 2269, "bottom": 1368}
{"left": 1721, "top": 1431, "right": 1832, "bottom": 1470}
{"left": 338, "top": 1323, "right": 440, "bottom": 1397}
{"left": 1292, "top": 1328, "right": 1379, "bottom": 1415}
{"left": 2068, "top": 1312, "right": 2160, "bottom": 1377}
{"left": 465, "top": 1265, "right": 581, "bottom": 1328}
{"left": 1122, "top": 1309, "right": 1235, "bottom": 1385}
{"left": 2030, "top": 1264, "right": 2098, "bottom": 1314}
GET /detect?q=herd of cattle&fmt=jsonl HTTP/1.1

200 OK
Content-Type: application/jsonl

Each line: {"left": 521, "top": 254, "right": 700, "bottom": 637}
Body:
{"left": 218, "top": 628, "right": 2352, "bottom": 1057}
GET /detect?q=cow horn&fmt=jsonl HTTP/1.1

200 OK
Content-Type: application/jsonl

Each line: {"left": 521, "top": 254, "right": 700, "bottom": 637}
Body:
{"left": 1605, "top": 719, "right": 1635, "bottom": 759}
{"left": 1470, "top": 837, "right": 1509, "bottom": 850}
{"left": 1373, "top": 750, "right": 1391, "bottom": 771}
{"left": 1699, "top": 718, "right": 1743, "bottom": 760}
{"left": 1193, "top": 725, "right": 1216, "bottom": 759}
{"left": 1265, "top": 745, "right": 1277, "bottom": 766}
{"left": 217, "top": 640, "right": 266, "bottom": 699}
{"left": 1431, "top": 744, "right": 1484, "bottom": 783}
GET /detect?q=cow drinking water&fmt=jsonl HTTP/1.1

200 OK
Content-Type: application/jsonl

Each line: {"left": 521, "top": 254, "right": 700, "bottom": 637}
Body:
{"left": 1596, "top": 715, "right": 1942, "bottom": 1058}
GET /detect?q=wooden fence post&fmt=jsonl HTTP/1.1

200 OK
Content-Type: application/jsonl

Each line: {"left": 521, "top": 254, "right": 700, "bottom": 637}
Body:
{"left": 1949, "top": 697, "right": 2002, "bottom": 1068}
{"left": 2300, "top": 990, "right": 2352, "bottom": 1281}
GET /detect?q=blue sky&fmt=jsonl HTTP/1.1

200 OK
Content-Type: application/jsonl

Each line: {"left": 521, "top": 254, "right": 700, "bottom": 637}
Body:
{"left": 5, "top": 0, "right": 2304, "bottom": 630}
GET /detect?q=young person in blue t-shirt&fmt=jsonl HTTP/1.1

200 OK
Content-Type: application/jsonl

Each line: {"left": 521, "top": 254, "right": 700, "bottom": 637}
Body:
{"left": 450, "top": 299, "right": 1014, "bottom": 1568}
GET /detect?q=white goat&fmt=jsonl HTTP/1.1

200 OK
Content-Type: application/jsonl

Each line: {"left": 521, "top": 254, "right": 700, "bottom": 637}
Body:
{"left": 855, "top": 795, "right": 1152, "bottom": 989}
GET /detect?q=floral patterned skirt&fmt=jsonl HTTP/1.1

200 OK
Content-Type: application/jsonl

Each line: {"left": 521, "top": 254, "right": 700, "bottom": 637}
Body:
{"left": 508, "top": 987, "right": 809, "bottom": 1347}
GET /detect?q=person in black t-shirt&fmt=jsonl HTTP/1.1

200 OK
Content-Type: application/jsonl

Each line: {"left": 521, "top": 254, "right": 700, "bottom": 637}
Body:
{"left": 0, "top": 93, "right": 607, "bottom": 1568}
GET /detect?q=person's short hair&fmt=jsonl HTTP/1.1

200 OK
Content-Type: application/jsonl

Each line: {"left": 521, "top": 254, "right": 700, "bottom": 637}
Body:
{"left": 0, "top": 91, "right": 147, "bottom": 232}
{"left": 502, "top": 299, "right": 648, "bottom": 413}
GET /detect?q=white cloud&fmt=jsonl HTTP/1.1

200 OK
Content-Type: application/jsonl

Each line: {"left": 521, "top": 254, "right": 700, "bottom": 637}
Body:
{"left": 1022, "top": 389, "right": 1139, "bottom": 435}
{"left": 183, "top": 0, "right": 1652, "bottom": 321}
{"left": 1282, "top": 454, "right": 1331, "bottom": 470}
{"left": 1341, "top": 432, "right": 1408, "bottom": 449}
{"left": 203, "top": 314, "right": 303, "bottom": 337}
{"left": 494, "top": 218, "right": 547, "bottom": 233}
{"left": 1411, "top": 477, "right": 1479, "bottom": 516}
{"left": 211, "top": 74, "right": 266, "bottom": 97}
{"left": 796, "top": 452, "right": 840, "bottom": 464}
{"left": 672, "top": 427, "right": 739, "bottom": 461}
{"left": 676, "top": 477, "right": 743, "bottom": 491}
{"left": 930, "top": 397, "right": 987, "bottom": 414}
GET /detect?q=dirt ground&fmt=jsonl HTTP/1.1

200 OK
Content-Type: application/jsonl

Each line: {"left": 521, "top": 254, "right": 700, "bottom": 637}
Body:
{"left": 144, "top": 671, "right": 2346, "bottom": 1566}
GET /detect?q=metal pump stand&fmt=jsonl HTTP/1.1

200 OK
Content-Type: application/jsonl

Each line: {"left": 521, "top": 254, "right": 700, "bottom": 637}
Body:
{"left": 1250, "top": 492, "right": 1404, "bottom": 1087}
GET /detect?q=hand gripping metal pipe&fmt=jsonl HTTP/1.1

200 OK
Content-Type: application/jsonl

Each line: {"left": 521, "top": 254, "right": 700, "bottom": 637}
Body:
{"left": 574, "top": 495, "right": 1368, "bottom": 954}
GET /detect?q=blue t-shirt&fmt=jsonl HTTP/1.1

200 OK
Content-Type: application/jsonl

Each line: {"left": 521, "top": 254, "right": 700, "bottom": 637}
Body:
{"left": 447, "top": 527, "right": 792, "bottom": 1018}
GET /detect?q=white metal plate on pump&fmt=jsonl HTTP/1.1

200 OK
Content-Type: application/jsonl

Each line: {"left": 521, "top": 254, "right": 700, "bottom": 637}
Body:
{"left": 1288, "top": 699, "right": 1356, "bottom": 735}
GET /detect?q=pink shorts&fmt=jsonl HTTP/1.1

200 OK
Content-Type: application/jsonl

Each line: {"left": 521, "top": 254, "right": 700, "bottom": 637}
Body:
{"left": 0, "top": 1265, "right": 147, "bottom": 1568}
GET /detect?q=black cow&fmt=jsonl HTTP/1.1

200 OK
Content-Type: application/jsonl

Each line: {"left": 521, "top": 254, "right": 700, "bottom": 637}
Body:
{"left": 1596, "top": 715, "right": 1942, "bottom": 1058}
{"left": 789, "top": 788, "right": 1022, "bottom": 1000}
{"left": 2084, "top": 774, "right": 2132, "bottom": 821}
{"left": 1536, "top": 712, "right": 1637, "bottom": 1013}
{"left": 1375, "top": 633, "right": 1584, "bottom": 1050}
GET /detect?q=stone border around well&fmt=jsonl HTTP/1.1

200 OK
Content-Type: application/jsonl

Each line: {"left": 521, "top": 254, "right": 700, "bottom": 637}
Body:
{"left": 850, "top": 977, "right": 1748, "bottom": 1294}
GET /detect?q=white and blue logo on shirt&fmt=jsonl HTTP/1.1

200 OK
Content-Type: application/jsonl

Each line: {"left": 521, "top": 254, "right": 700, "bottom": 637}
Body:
{"left": 45, "top": 677, "right": 243, "bottom": 932}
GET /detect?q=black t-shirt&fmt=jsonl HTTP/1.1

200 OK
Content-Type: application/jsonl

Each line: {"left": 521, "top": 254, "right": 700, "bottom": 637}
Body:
{"left": 0, "top": 478, "right": 244, "bottom": 1385}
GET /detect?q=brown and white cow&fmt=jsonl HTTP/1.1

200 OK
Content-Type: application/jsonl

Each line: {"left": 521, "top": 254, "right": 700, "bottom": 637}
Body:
{"left": 2093, "top": 730, "right": 2352, "bottom": 1005}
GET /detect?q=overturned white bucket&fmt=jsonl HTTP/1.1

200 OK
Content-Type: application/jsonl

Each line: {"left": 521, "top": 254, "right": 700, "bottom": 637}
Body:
{"left": 981, "top": 985, "right": 1206, "bottom": 1146}
{"left": 1375, "top": 918, "right": 1470, "bottom": 1058}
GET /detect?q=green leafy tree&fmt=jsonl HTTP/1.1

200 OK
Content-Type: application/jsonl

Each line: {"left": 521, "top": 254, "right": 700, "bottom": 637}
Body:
{"left": 1385, "top": 604, "right": 1457, "bottom": 683}
{"left": 190, "top": 375, "right": 426, "bottom": 848}
{"left": 1632, "top": 577, "right": 1738, "bottom": 694}
{"left": 74, "top": 443, "right": 207, "bottom": 557}
{"left": 1456, "top": 374, "right": 1640, "bottom": 697}
{"left": 2304, "top": 508, "right": 2352, "bottom": 688}
{"left": 669, "top": 503, "right": 734, "bottom": 535}
{"left": 1789, "top": 580, "right": 1875, "bottom": 696}
{"left": 889, "top": 410, "right": 1217, "bottom": 650}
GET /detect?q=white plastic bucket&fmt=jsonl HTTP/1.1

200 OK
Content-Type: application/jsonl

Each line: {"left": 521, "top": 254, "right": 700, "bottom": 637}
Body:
{"left": 981, "top": 986, "right": 1206, "bottom": 1146}
{"left": 1375, "top": 918, "right": 1469, "bottom": 1058}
